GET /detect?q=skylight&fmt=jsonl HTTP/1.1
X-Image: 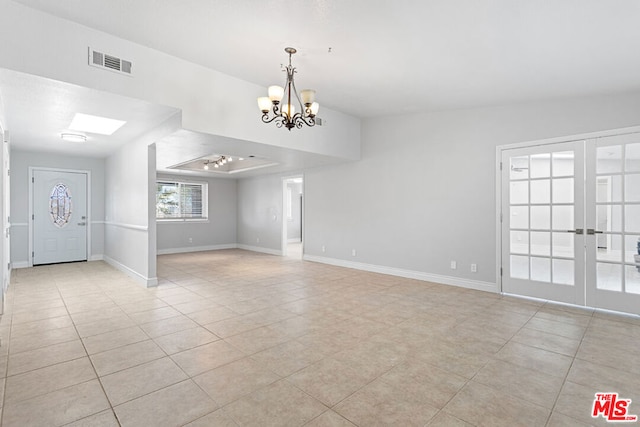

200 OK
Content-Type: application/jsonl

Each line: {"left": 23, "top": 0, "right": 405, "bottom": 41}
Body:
{"left": 69, "top": 113, "right": 126, "bottom": 135}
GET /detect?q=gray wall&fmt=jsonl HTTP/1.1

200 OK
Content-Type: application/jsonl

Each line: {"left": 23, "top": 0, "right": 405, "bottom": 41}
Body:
{"left": 157, "top": 174, "right": 237, "bottom": 253}
{"left": 104, "top": 137, "right": 156, "bottom": 284}
{"left": 237, "top": 174, "right": 286, "bottom": 254}
{"left": 10, "top": 149, "right": 105, "bottom": 265}
{"left": 287, "top": 182, "right": 302, "bottom": 241}
{"left": 304, "top": 91, "right": 640, "bottom": 286}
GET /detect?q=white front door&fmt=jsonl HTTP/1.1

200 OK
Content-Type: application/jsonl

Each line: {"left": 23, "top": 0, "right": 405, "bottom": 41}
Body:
{"left": 33, "top": 170, "right": 87, "bottom": 265}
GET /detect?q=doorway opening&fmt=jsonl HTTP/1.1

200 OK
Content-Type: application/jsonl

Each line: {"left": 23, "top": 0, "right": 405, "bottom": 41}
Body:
{"left": 282, "top": 176, "right": 303, "bottom": 259}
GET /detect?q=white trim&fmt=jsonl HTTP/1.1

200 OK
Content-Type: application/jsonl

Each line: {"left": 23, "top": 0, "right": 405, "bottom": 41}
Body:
{"left": 10, "top": 223, "right": 28, "bottom": 227}
{"left": 237, "top": 244, "right": 283, "bottom": 256}
{"left": 282, "top": 174, "right": 304, "bottom": 257}
{"left": 91, "top": 220, "right": 106, "bottom": 224}
{"left": 287, "top": 238, "right": 301, "bottom": 243}
{"left": 29, "top": 167, "right": 92, "bottom": 267}
{"left": 303, "top": 254, "right": 498, "bottom": 293}
{"left": 89, "top": 254, "right": 104, "bottom": 261}
{"left": 103, "top": 255, "right": 158, "bottom": 287}
{"left": 11, "top": 261, "right": 29, "bottom": 269}
{"left": 499, "top": 125, "right": 640, "bottom": 151}
{"left": 156, "top": 219, "right": 210, "bottom": 224}
{"left": 104, "top": 221, "right": 148, "bottom": 231}
{"left": 157, "top": 244, "right": 237, "bottom": 255}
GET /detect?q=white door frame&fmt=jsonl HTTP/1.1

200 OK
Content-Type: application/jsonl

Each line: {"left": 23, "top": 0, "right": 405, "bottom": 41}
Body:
{"left": 496, "top": 125, "right": 640, "bottom": 300}
{"left": 281, "top": 174, "right": 304, "bottom": 257}
{"left": 28, "top": 167, "right": 92, "bottom": 267}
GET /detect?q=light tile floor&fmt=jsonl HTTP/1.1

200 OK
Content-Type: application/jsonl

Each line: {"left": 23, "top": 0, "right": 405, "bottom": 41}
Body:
{"left": 0, "top": 249, "right": 639, "bottom": 426}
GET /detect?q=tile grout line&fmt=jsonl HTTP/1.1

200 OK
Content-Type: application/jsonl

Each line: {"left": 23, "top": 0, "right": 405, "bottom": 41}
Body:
{"left": 542, "top": 303, "right": 594, "bottom": 427}
{"left": 54, "top": 275, "right": 123, "bottom": 427}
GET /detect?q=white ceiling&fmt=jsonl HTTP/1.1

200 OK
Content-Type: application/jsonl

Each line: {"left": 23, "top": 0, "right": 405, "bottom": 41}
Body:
{"left": 12, "top": 0, "right": 640, "bottom": 117}
{"left": 4, "top": 1, "right": 640, "bottom": 176}
{"left": 0, "top": 69, "right": 180, "bottom": 157}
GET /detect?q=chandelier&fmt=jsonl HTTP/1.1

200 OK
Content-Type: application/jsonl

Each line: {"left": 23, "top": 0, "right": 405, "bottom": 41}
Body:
{"left": 257, "top": 47, "right": 319, "bottom": 131}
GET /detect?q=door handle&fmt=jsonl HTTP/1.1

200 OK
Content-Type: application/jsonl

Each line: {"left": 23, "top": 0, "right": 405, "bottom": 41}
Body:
{"left": 586, "top": 229, "right": 603, "bottom": 235}
{"left": 77, "top": 222, "right": 86, "bottom": 226}
{"left": 567, "top": 229, "right": 584, "bottom": 234}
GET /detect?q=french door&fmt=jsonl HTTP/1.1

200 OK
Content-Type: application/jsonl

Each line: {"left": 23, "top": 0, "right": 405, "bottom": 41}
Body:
{"left": 501, "top": 133, "right": 640, "bottom": 315}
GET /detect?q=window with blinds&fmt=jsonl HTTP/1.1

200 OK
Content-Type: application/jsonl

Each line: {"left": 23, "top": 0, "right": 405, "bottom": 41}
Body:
{"left": 156, "top": 181, "right": 207, "bottom": 220}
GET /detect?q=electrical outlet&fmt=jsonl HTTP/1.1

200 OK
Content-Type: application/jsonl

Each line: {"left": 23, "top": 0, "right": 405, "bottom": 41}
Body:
{"left": 352, "top": 249, "right": 357, "bottom": 257}
{"left": 450, "top": 261, "right": 457, "bottom": 270}
{"left": 188, "top": 237, "right": 193, "bottom": 243}
{"left": 322, "top": 245, "right": 326, "bottom": 253}
{"left": 256, "top": 237, "right": 260, "bottom": 243}
{"left": 471, "top": 263, "right": 477, "bottom": 273}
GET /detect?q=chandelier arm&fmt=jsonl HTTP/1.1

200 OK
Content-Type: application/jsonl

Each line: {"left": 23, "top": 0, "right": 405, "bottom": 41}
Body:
{"left": 261, "top": 113, "right": 285, "bottom": 125}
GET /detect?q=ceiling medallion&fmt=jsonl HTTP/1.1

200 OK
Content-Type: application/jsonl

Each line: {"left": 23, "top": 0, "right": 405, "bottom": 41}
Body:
{"left": 257, "top": 47, "right": 319, "bottom": 131}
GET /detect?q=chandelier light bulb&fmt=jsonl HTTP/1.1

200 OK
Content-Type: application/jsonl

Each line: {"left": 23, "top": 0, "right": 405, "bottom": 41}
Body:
{"left": 300, "top": 89, "right": 316, "bottom": 106}
{"left": 310, "top": 102, "right": 320, "bottom": 116}
{"left": 282, "top": 103, "right": 295, "bottom": 118}
{"left": 204, "top": 163, "right": 209, "bottom": 170}
{"left": 214, "top": 163, "right": 219, "bottom": 168}
{"left": 268, "top": 86, "right": 284, "bottom": 103}
{"left": 257, "top": 97, "right": 271, "bottom": 113}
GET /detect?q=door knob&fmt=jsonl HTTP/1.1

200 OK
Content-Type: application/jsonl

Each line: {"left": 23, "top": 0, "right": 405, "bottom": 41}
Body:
{"left": 586, "top": 229, "right": 603, "bottom": 235}
{"left": 567, "top": 229, "right": 584, "bottom": 234}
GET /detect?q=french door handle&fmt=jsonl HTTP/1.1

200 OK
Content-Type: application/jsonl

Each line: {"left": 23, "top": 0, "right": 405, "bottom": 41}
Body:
{"left": 586, "top": 229, "right": 603, "bottom": 235}
{"left": 77, "top": 222, "right": 86, "bottom": 226}
{"left": 567, "top": 229, "right": 584, "bottom": 234}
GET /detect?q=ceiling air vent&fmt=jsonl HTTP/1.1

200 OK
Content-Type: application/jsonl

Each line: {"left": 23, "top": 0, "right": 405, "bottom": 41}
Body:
{"left": 88, "top": 47, "right": 133, "bottom": 76}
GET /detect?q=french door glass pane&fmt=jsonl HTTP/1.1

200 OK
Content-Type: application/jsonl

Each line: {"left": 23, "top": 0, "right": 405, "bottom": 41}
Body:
{"left": 531, "top": 154, "right": 551, "bottom": 178}
{"left": 625, "top": 234, "right": 640, "bottom": 263}
{"left": 510, "top": 231, "right": 529, "bottom": 254}
{"left": 511, "top": 255, "right": 529, "bottom": 279}
{"left": 510, "top": 156, "right": 529, "bottom": 179}
{"left": 596, "top": 176, "right": 622, "bottom": 203}
{"left": 531, "top": 257, "right": 551, "bottom": 282}
{"left": 624, "top": 174, "right": 640, "bottom": 202}
{"left": 531, "top": 206, "right": 550, "bottom": 229}
{"left": 553, "top": 152, "right": 574, "bottom": 177}
{"left": 626, "top": 206, "right": 640, "bottom": 232}
{"left": 596, "top": 205, "right": 622, "bottom": 233}
{"left": 510, "top": 206, "right": 528, "bottom": 229}
{"left": 597, "top": 263, "right": 622, "bottom": 291}
{"left": 597, "top": 234, "right": 621, "bottom": 262}
{"left": 552, "top": 178, "right": 574, "bottom": 203}
{"left": 597, "top": 145, "right": 622, "bottom": 174}
{"left": 510, "top": 181, "right": 528, "bottom": 204}
{"left": 553, "top": 259, "right": 574, "bottom": 285}
{"left": 626, "top": 143, "right": 640, "bottom": 172}
{"left": 552, "top": 206, "right": 574, "bottom": 230}
{"left": 530, "top": 180, "right": 550, "bottom": 203}
{"left": 530, "top": 232, "right": 551, "bottom": 256}
{"left": 552, "top": 232, "right": 573, "bottom": 258}
{"left": 626, "top": 266, "right": 640, "bottom": 294}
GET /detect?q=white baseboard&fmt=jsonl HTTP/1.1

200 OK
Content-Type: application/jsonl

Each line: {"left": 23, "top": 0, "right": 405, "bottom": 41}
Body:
{"left": 103, "top": 255, "right": 158, "bottom": 288}
{"left": 157, "top": 244, "right": 237, "bottom": 255}
{"left": 287, "top": 238, "right": 302, "bottom": 243}
{"left": 11, "top": 261, "right": 29, "bottom": 269}
{"left": 89, "top": 254, "right": 104, "bottom": 261}
{"left": 303, "top": 254, "right": 498, "bottom": 294}
{"left": 237, "top": 244, "right": 283, "bottom": 256}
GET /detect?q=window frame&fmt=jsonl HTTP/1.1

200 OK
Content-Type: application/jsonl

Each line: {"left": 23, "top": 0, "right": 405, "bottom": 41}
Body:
{"left": 156, "top": 179, "right": 209, "bottom": 222}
